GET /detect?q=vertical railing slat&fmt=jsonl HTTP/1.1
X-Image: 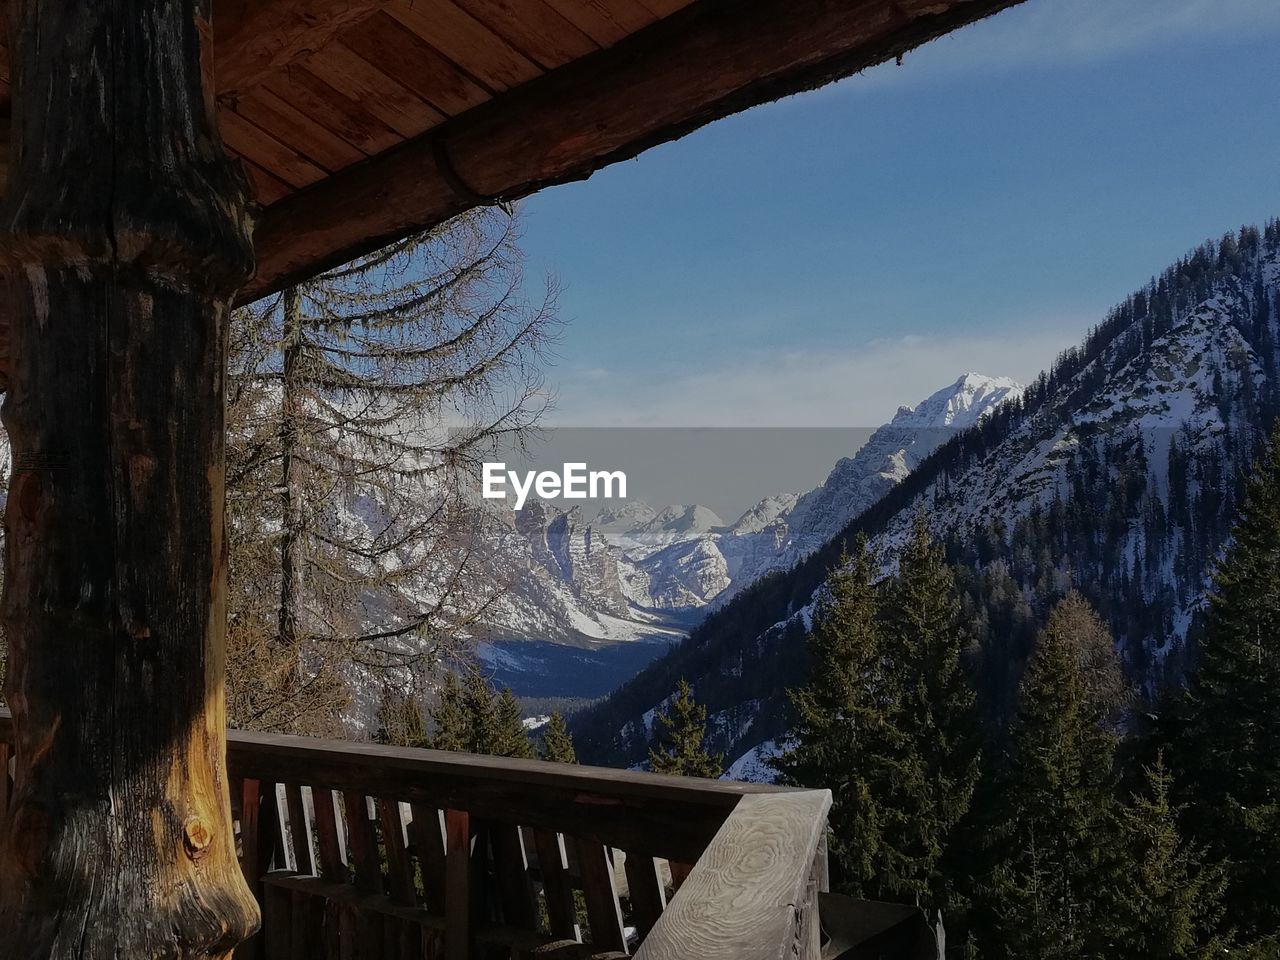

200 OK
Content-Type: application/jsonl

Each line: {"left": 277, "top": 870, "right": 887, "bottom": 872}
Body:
{"left": 408, "top": 803, "right": 448, "bottom": 914}
{"left": 239, "top": 778, "right": 282, "bottom": 960}
{"left": 490, "top": 822, "right": 537, "bottom": 930}
{"left": 378, "top": 798, "right": 417, "bottom": 907}
{"left": 532, "top": 829, "right": 579, "bottom": 942}
{"left": 412, "top": 803, "right": 453, "bottom": 916}
{"left": 623, "top": 852, "right": 667, "bottom": 943}
{"left": 311, "top": 787, "right": 346, "bottom": 880}
{"left": 341, "top": 791, "right": 382, "bottom": 894}
{"left": 573, "top": 838, "right": 628, "bottom": 954}
{"left": 668, "top": 860, "right": 693, "bottom": 892}
{"left": 284, "top": 782, "right": 314, "bottom": 876}
{"left": 443, "top": 809, "right": 471, "bottom": 960}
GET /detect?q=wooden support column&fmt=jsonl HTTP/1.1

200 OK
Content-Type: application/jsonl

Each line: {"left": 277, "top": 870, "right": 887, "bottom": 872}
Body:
{"left": 0, "top": 0, "right": 259, "bottom": 957}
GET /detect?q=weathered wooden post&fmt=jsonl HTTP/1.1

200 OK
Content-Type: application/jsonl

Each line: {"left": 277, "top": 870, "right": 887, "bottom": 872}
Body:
{"left": 0, "top": 1, "right": 260, "bottom": 956}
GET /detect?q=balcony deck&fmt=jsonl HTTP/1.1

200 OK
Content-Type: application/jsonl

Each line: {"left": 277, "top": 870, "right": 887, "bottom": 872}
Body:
{"left": 0, "top": 708, "right": 830, "bottom": 959}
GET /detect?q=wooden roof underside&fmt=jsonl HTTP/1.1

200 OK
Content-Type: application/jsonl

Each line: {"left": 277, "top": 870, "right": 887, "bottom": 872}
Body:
{"left": 0, "top": 0, "right": 1024, "bottom": 307}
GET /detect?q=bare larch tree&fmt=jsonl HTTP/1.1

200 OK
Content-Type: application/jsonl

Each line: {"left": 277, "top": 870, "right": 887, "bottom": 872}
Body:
{"left": 225, "top": 206, "right": 558, "bottom": 733}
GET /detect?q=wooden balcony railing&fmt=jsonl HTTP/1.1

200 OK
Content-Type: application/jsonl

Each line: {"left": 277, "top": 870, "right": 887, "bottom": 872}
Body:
{"left": 0, "top": 708, "right": 831, "bottom": 959}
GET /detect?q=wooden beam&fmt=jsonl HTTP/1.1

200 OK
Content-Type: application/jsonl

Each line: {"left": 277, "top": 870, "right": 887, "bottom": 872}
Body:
{"left": 240, "top": 0, "right": 1025, "bottom": 303}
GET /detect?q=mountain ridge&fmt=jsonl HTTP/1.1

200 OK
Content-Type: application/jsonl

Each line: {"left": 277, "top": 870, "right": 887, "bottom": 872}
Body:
{"left": 570, "top": 219, "right": 1280, "bottom": 776}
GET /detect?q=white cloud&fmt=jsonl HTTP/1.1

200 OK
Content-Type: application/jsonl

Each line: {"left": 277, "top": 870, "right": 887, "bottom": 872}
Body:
{"left": 551, "top": 325, "right": 1082, "bottom": 428}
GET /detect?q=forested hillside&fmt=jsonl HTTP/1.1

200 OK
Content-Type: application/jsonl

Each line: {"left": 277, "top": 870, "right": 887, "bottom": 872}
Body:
{"left": 574, "top": 220, "right": 1280, "bottom": 770}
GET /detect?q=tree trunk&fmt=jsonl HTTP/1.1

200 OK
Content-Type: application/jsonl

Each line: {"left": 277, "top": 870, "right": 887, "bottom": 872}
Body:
{"left": 278, "top": 287, "right": 306, "bottom": 658}
{"left": 0, "top": 1, "right": 260, "bottom": 956}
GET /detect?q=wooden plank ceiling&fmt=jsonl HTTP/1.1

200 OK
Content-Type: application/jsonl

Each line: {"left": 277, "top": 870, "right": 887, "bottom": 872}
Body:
{"left": 0, "top": 0, "right": 1025, "bottom": 309}
{"left": 0, "top": 0, "right": 689, "bottom": 200}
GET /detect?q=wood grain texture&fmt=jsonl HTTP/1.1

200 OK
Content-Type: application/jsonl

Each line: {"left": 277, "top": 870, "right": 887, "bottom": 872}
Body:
{"left": 261, "top": 66, "right": 402, "bottom": 155}
{"left": 301, "top": 41, "right": 445, "bottom": 139}
{"left": 221, "top": 109, "right": 329, "bottom": 188}
{"left": 452, "top": 0, "right": 598, "bottom": 69}
{"left": 228, "top": 88, "right": 367, "bottom": 172}
{"left": 342, "top": 12, "right": 493, "bottom": 114}
{"left": 386, "top": 0, "right": 541, "bottom": 93}
{"left": 633, "top": 792, "right": 832, "bottom": 960}
{"left": 0, "top": 0, "right": 260, "bottom": 954}
{"left": 540, "top": 0, "right": 655, "bottom": 47}
{"left": 240, "top": 0, "right": 1026, "bottom": 303}
{"left": 216, "top": 0, "right": 394, "bottom": 96}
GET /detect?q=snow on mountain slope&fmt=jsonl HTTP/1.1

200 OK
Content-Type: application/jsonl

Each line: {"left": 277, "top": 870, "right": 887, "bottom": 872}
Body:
{"left": 883, "top": 322, "right": 1253, "bottom": 544}
{"left": 573, "top": 221, "right": 1280, "bottom": 780}
{"left": 591, "top": 374, "right": 1024, "bottom": 613}
{"left": 740, "top": 373, "right": 1025, "bottom": 583}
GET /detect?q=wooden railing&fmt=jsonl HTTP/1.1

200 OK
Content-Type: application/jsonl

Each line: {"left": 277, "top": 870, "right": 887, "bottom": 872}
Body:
{"left": 0, "top": 709, "right": 831, "bottom": 959}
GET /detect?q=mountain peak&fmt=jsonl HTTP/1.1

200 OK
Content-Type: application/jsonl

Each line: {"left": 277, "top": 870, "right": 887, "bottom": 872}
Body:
{"left": 891, "top": 372, "right": 1024, "bottom": 430}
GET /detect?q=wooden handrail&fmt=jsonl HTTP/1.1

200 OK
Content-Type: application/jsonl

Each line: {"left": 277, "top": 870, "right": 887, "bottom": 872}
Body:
{"left": 635, "top": 791, "right": 832, "bottom": 960}
{"left": 0, "top": 706, "right": 832, "bottom": 958}
{"left": 226, "top": 724, "right": 790, "bottom": 862}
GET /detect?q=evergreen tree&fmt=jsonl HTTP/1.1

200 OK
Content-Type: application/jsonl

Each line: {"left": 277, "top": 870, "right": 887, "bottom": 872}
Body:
{"left": 1114, "top": 754, "right": 1229, "bottom": 960}
{"left": 540, "top": 712, "right": 577, "bottom": 764}
{"left": 649, "top": 679, "right": 723, "bottom": 778}
{"left": 1174, "top": 424, "right": 1280, "bottom": 941}
{"left": 374, "top": 685, "right": 429, "bottom": 747}
{"left": 493, "top": 687, "right": 535, "bottom": 759}
{"left": 430, "top": 672, "right": 470, "bottom": 753}
{"left": 464, "top": 672, "right": 499, "bottom": 755}
{"left": 774, "top": 540, "right": 899, "bottom": 898}
{"left": 880, "top": 516, "right": 981, "bottom": 914}
{"left": 987, "top": 593, "right": 1125, "bottom": 959}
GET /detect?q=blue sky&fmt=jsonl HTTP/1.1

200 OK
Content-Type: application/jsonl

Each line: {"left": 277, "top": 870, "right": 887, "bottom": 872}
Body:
{"left": 515, "top": 0, "right": 1280, "bottom": 428}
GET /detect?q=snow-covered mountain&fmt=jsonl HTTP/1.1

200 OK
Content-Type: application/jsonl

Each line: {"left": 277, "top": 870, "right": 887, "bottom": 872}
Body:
{"left": 585, "top": 373, "right": 1024, "bottom": 614}
{"left": 421, "top": 374, "right": 1023, "bottom": 698}
{"left": 573, "top": 221, "right": 1280, "bottom": 778}
{"left": 738, "top": 373, "right": 1023, "bottom": 581}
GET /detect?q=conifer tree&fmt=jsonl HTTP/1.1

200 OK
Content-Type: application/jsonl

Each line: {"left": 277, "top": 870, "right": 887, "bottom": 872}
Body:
{"left": 1174, "top": 424, "right": 1280, "bottom": 941}
{"left": 464, "top": 672, "right": 499, "bottom": 755}
{"left": 649, "top": 679, "right": 723, "bottom": 778}
{"left": 880, "top": 516, "right": 981, "bottom": 913}
{"left": 430, "top": 671, "right": 471, "bottom": 753}
{"left": 540, "top": 712, "right": 577, "bottom": 764}
{"left": 1114, "top": 754, "right": 1229, "bottom": 960}
{"left": 774, "top": 540, "right": 899, "bottom": 897}
{"left": 493, "top": 687, "right": 535, "bottom": 759}
{"left": 375, "top": 685, "right": 429, "bottom": 747}
{"left": 988, "top": 592, "right": 1124, "bottom": 959}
